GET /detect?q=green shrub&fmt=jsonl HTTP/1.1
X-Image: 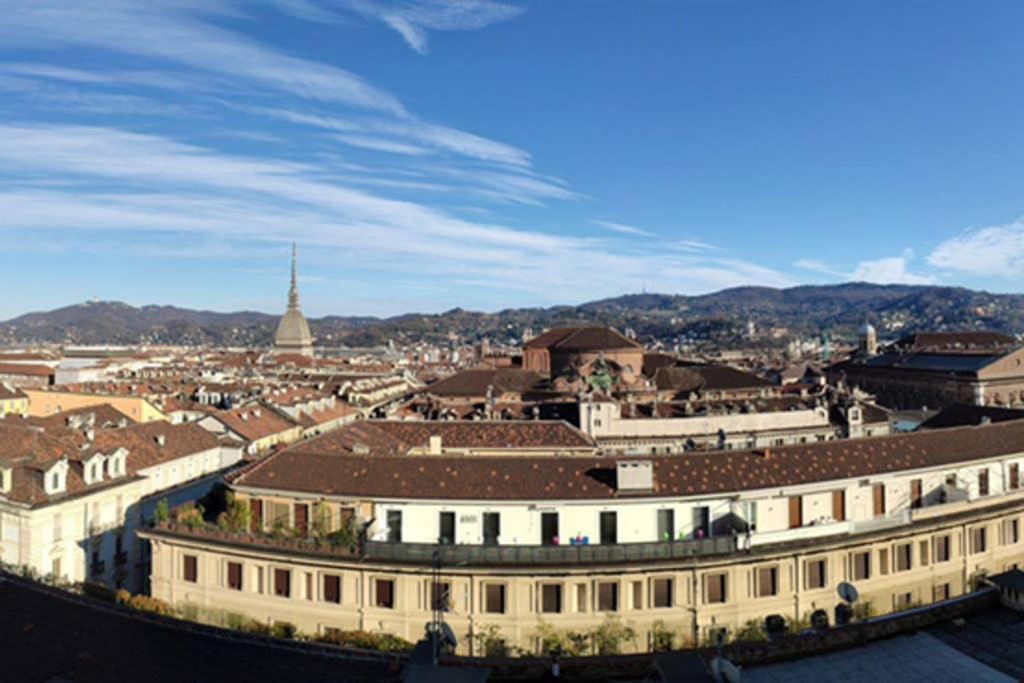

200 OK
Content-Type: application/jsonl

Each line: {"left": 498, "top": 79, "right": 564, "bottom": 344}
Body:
{"left": 591, "top": 615, "right": 637, "bottom": 655}
{"left": 650, "top": 620, "right": 674, "bottom": 652}
{"left": 475, "top": 624, "right": 510, "bottom": 657}
{"left": 314, "top": 629, "right": 414, "bottom": 653}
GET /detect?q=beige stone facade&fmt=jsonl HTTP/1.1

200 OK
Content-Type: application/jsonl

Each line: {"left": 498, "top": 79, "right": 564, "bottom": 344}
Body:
{"left": 143, "top": 493, "right": 1024, "bottom": 654}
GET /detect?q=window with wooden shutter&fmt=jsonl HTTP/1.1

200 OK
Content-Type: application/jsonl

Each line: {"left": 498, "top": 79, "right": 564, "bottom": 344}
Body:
{"left": 294, "top": 503, "right": 309, "bottom": 536}
{"left": 541, "top": 584, "right": 562, "bottom": 613}
{"left": 273, "top": 568, "right": 290, "bottom": 597}
{"left": 979, "top": 468, "right": 990, "bottom": 496}
{"left": 805, "top": 559, "right": 826, "bottom": 589}
{"left": 375, "top": 579, "right": 395, "bottom": 608}
{"left": 484, "top": 583, "right": 506, "bottom": 614}
{"left": 878, "top": 548, "right": 890, "bottom": 575}
{"left": 788, "top": 496, "right": 803, "bottom": 529}
{"left": 919, "top": 541, "right": 929, "bottom": 567}
{"left": 250, "top": 499, "right": 263, "bottom": 532}
{"left": 910, "top": 479, "right": 923, "bottom": 509}
{"left": 431, "top": 581, "right": 451, "bottom": 612}
{"left": 872, "top": 484, "right": 886, "bottom": 517}
{"left": 895, "top": 543, "right": 912, "bottom": 572}
{"left": 757, "top": 567, "right": 778, "bottom": 597}
{"left": 1004, "top": 519, "right": 1020, "bottom": 545}
{"left": 183, "top": 554, "right": 197, "bottom": 583}
{"left": 1010, "top": 464, "right": 1020, "bottom": 490}
{"left": 323, "top": 575, "right": 341, "bottom": 604}
{"left": 971, "top": 526, "right": 987, "bottom": 554}
{"left": 852, "top": 551, "right": 871, "bottom": 580}
{"left": 597, "top": 582, "right": 619, "bottom": 611}
{"left": 706, "top": 573, "right": 726, "bottom": 603}
{"left": 653, "top": 578, "right": 673, "bottom": 608}
{"left": 227, "top": 561, "right": 243, "bottom": 590}
{"left": 832, "top": 490, "right": 846, "bottom": 521}
{"left": 934, "top": 535, "right": 951, "bottom": 562}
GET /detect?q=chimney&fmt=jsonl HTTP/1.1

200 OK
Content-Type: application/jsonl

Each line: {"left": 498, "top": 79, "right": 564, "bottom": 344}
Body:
{"left": 85, "top": 428, "right": 95, "bottom": 442}
{"left": 428, "top": 435, "right": 443, "bottom": 455}
{"left": 762, "top": 447, "right": 772, "bottom": 459}
{"left": 156, "top": 434, "right": 166, "bottom": 447}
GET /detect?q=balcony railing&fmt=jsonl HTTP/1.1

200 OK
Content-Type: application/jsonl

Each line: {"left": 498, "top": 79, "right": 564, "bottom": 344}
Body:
{"left": 364, "top": 536, "right": 737, "bottom": 566}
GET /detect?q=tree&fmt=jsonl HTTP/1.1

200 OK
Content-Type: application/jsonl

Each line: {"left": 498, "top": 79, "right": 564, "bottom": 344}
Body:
{"left": 590, "top": 615, "right": 637, "bottom": 655}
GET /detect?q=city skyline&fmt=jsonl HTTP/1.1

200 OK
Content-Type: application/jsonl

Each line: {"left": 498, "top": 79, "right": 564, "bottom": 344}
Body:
{"left": 3, "top": 1, "right": 1024, "bottom": 319}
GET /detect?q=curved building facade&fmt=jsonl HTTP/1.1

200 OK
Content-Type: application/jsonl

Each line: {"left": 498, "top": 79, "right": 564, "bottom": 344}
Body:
{"left": 142, "top": 419, "right": 1024, "bottom": 654}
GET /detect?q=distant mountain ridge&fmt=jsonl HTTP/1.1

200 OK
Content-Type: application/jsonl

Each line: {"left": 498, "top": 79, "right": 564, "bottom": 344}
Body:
{"left": 2, "top": 283, "right": 1022, "bottom": 347}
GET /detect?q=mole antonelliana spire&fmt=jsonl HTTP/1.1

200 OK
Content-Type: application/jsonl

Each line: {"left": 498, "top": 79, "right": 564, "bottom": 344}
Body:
{"left": 273, "top": 242, "right": 314, "bottom": 356}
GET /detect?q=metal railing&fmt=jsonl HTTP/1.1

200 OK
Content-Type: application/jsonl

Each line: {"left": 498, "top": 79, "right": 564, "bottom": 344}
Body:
{"left": 364, "top": 536, "right": 737, "bottom": 566}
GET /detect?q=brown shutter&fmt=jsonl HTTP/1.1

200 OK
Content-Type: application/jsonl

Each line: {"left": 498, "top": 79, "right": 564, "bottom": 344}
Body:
{"left": 873, "top": 484, "right": 886, "bottom": 517}
{"left": 1011, "top": 464, "right": 1020, "bottom": 490}
{"left": 250, "top": 499, "right": 263, "bottom": 532}
{"left": 324, "top": 575, "right": 340, "bottom": 603}
{"left": 228, "top": 562, "right": 242, "bottom": 590}
{"left": 758, "top": 567, "right": 776, "bottom": 596}
{"left": 832, "top": 490, "right": 846, "bottom": 521}
{"left": 910, "top": 479, "right": 922, "bottom": 509}
{"left": 706, "top": 574, "right": 724, "bottom": 603}
{"left": 979, "top": 469, "right": 990, "bottom": 496}
{"left": 183, "top": 555, "right": 197, "bottom": 583}
{"left": 274, "top": 568, "right": 290, "bottom": 596}
{"left": 376, "top": 579, "right": 394, "bottom": 608}
{"left": 788, "top": 496, "right": 803, "bottom": 528}
{"left": 294, "top": 503, "right": 309, "bottom": 535}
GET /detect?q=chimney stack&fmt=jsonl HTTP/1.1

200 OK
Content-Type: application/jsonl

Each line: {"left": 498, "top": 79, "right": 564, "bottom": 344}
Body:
{"left": 428, "top": 435, "right": 442, "bottom": 455}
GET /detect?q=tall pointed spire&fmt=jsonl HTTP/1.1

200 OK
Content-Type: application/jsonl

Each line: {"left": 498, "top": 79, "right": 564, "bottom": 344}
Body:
{"left": 274, "top": 241, "right": 314, "bottom": 356}
{"left": 288, "top": 241, "right": 300, "bottom": 308}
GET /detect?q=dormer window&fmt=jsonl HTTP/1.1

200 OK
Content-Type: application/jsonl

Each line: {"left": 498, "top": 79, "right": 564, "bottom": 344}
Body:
{"left": 44, "top": 460, "right": 69, "bottom": 495}
{"left": 83, "top": 454, "right": 106, "bottom": 485}
{"left": 106, "top": 448, "right": 128, "bottom": 478}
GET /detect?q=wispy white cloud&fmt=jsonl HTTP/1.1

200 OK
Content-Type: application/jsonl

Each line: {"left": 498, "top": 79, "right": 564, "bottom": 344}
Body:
{"left": 338, "top": 0, "right": 525, "bottom": 54}
{"left": 796, "top": 251, "right": 935, "bottom": 285}
{"left": 593, "top": 219, "right": 652, "bottom": 237}
{"left": 928, "top": 218, "right": 1024, "bottom": 277}
{"left": 333, "top": 133, "right": 430, "bottom": 155}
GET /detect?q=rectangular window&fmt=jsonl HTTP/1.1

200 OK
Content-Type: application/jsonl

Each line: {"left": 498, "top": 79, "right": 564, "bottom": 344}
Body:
{"left": 806, "top": 559, "right": 826, "bottom": 589}
{"left": 439, "top": 511, "right": 456, "bottom": 545}
{"left": 832, "top": 489, "right": 846, "bottom": 522}
{"left": 910, "top": 479, "right": 923, "bottom": 509}
{"left": 934, "top": 535, "right": 951, "bottom": 562}
{"left": 541, "top": 512, "right": 559, "bottom": 546}
{"left": 183, "top": 554, "right": 198, "bottom": 583}
{"left": 386, "top": 510, "right": 402, "bottom": 543}
{"left": 323, "top": 575, "right": 341, "bottom": 603}
{"left": 971, "top": 526, "right": 988, "bottom": 554}
{"left": 934, "top": 583, "right": 951, "bottom": 601}
{"left": 1011, "top": 464, "right": 1020, "bottom": 490}
{"left": 873, "top": 484, "right": 886, "bottom": 517}
{"left": 757, "top": 566, "right": 778, "bottom": 597}
{"left": 597, "top": 582, "right": 619, "bottom": 611}
{"left": 576, "top": 584, "right": 588, "bottom": 613}
{"left": 483, "top": 512, "right": 500, "bottom": 546}
{"left": 250, "top": 499, "right": 263, "bottom": 532}
{"left": 788, "top": 495, "right": 803, "bottom": 529}
{"left": 1004, "top": 519, "right": 1020, "bottom": 545}
{"left": 653, "top": 578, "right": 673, "bottom": 608}
{"left": 895, "top": 543, "right": 912, "bottom": 572}
{"left": 227, "top": 562, "right": 243, "bottom": 591}
{"left": 657, "top": 509, "right": 675, "bottom": 541}
{"left": 706, "top": 573, "right": 727, "bottom": 604}
{"left": 273, "top": 568, "right": 291, "bottom": 598}
{"left": 294, "top": 503, "right": 309, "bottom": 536}
{"left": 692, "top": 506, "right": 710, "bottom": 538}
{"left": 430, "top": 581, "right": 451, "bottom": 612}
{"left": 256, "top": 566, "right": 265, "bottom": 594}
{"left": 879, "top": 548, "right": 890, "bottom": 575}
{"left": 979, "top": 468, "right": 990, "bottom": 496}
{"left": 375, "top": 579, "right": 395, "bottom": 609}
{"left": 541, "top": 584, "right": 562, "bottom": 614}
{"left": 852, "top": 551, "right": 871, "bottom": 580}
{"left": 919, "top": 540, "right": 930, "bottom": 567}
{"left": 600, "top": 511, "right": 617, "bottom": 545}
{"left": 484, "top": 584, "right": 506, "bottom": 614}
{"left": 305, "top": 572, "right": 313, "bottom": 601}
{"left": 895, "top": 592, "right": 913, "bottom": 610}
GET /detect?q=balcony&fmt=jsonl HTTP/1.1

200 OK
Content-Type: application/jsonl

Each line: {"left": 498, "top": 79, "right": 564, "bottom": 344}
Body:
{"left": 363, "top": 536, "right": 737, "bottom": 566}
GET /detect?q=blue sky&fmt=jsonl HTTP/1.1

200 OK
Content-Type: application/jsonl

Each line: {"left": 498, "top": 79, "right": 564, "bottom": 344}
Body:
{"left": 3, "top": 1, "right": 1024, "bottom": 319}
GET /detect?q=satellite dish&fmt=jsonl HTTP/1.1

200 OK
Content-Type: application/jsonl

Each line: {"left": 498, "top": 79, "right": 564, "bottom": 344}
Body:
{"left": 837, "top": 581, "right": 859, "bottom": 604}
{"left": 440, "top": 622, "right": 458, "bottom": 650}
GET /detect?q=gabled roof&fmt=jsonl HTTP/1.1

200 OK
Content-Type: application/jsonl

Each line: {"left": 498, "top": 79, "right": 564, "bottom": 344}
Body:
{"left": 523, "top": 326, "right": 642, "bottom": 352}
{"left": 919, "top": 403, "right": 1024, "bottom": 430}
{"left": 894, "top": 331, "right": 1017, "bottom": 351}
{"left": 426, "top": 369, "right": 547, "bottom": 397}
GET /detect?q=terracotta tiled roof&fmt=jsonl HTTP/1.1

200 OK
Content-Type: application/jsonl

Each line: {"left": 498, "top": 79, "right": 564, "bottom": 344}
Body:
{"left": 426, "top": 369, "right": 546, "bottom": 397}
{"left": 0, "top": 363, "right": 55, "bottom": 377}
{"left": 895, "top": 331, "right": 1017, "bottom": 350}
{"left": 231, "top": 418, "right": 1024, "bottom": 501}
{"left": 522, "top": 327, "right": 577, "bottom": 350}
{"left": 552, "top": 327, "right": 642, "bottom": 352}
{"left": 211, "top": 404, "right": 297, "bottom": 441}
{"left": 0, "top": 383, "right": 28, "bottom": 401}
